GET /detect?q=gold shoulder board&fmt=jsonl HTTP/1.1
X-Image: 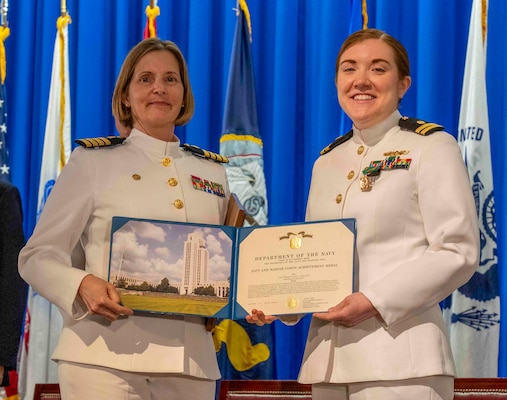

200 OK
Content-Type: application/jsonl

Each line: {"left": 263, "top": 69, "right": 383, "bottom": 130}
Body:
{"left": 399, "top": 116, "right": 444, "bottom": 136}
{"left": 320, "top": 130, "right": 353, "bottom": 155}
{"left": 75, "top": 136, "right": 126, "bottom": 148}
{"left": 181, "top": 143, "right": 229, "bottom": 163}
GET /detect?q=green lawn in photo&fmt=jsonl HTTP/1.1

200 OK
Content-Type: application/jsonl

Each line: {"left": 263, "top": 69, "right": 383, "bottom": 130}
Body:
{"left": 120, "top": 292, "right": 228, "bottom": 316}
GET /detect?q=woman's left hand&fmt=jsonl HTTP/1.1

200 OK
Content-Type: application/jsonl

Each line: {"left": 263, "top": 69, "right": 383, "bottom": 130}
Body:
{"left": 313, "top": 292, "right": 379, "bottom": 326}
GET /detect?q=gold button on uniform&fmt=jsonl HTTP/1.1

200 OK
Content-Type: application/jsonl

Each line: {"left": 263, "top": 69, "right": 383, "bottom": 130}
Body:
{"left": 162, "top": 158, "right": 171, "bottom": 167}
{"left": 168, "top": 178, "right": 178, "bottom": 187}
{"left": 347, "top": 171, "right": 355, "bottom": 180}
{"left": 132, "top": 174, "right": 141, "bottom": 181}
{"left": 173, "top": 199, "right": 184, "bottom": 209}
{"left": 357, "top": 146, "right": 364, "bottom": 155}
{"left": 336, "top": 194, "right": 343, "bottom": 204}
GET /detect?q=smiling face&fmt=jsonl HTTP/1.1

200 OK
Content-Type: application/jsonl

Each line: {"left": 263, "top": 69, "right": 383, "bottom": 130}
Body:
{"left": 336, "top": 38, "right": 411, "bottom": 130}
{"left": 123, "top": 50, "right": 184, "bottom": 141}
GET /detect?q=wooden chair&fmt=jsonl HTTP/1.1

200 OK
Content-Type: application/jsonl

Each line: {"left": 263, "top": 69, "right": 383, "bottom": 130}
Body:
{"left": 218, "top": 380, "right": 312, "bottom": 400}
{"left": 33, "top": 383, "right": 61, "bottom": 400}
{"left": 454, "top": 378, "right": 507, "bottom": 399}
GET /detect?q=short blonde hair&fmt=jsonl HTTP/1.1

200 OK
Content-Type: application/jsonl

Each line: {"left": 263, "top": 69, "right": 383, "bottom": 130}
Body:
{"left": 112, "top": 38, "right": 195, "bottom": 129}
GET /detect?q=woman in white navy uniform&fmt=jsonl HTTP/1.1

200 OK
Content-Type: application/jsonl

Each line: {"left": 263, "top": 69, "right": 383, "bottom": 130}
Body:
{"left": 248, "top": 29, "right": 479, "bottom": 400}
{"left": 19, "top": 38, "right": 229, "bottom": 400}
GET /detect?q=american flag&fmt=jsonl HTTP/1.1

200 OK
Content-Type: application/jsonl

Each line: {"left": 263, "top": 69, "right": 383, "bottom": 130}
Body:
{"left": 0, "top": 82, "right": 10, "bottom": 182}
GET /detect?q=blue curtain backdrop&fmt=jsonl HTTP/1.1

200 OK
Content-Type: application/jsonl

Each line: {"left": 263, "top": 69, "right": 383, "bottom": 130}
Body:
{"left": 5, "top": 0, "right": 507, "bottom": 378}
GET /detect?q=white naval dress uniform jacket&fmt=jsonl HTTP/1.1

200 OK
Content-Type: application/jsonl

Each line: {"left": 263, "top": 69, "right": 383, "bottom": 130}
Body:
{"left": 301, "top": 111, "right": 479, "bottom": 384}
{"left": 19, "top": 129, "right": 229, "bottom": 379}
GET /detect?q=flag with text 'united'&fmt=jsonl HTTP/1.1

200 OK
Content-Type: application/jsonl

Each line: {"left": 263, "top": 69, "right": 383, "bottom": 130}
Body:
{"left": 0, "top": 25, "right": 10, "bottom": 183}
{"left": 441, "top": 0, "right": 499, "bottom": 377}
{"left": 215, "top": 0, "right": 274, "bottom": 383}
{"left": 18, "top": 14, "right": 72, "bottom": 400}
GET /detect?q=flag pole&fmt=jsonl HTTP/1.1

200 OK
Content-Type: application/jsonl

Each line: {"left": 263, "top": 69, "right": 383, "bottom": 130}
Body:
{"left": 1, "top": 0, "right": 7, "bottom": 27}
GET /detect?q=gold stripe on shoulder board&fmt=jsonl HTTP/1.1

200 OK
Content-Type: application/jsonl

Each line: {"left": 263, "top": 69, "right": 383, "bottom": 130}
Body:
{"left": 399, "top": 117, "right": 444, "bottom": 136}
{"left": 75, "top": 136, "right": 126, "bottom": 148}
{"left": 182, "top": 143, "right": 229, "bottom": 163}
{"left": 416, "top": 123, "right": 443, "bottom": 135}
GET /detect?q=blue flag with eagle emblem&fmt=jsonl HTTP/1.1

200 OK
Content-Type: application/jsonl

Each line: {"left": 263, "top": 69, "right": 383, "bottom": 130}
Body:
{"left": 441, "top": 0, "right": 499, "bottom": 377}
{"left": 215, "top": 0, "right": 274, "bottom": 386}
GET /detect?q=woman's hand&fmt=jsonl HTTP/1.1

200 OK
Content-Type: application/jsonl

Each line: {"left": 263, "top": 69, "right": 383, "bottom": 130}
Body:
{"left": 78, "top": 274, "right": 134, "bottom": 321}
{"left": 313, "top": 292, "right": 379, "bottom": 326}
{"left": 246, "top": 309, "right": 279, "bottom": 326}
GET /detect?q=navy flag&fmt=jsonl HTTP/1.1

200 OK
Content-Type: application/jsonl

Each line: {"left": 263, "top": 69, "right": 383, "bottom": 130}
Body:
{"left": 215, "top": 0, "right": 274, "bottom": 384}
{"left": 219, "top": 0, "right": 267, "bottom": 227}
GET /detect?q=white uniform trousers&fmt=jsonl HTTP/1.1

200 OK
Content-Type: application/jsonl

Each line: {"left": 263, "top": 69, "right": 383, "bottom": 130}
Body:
{"left": 58, "top": 361, "right": 216, "bottom": 400}
{"left": 312, "top": 375, "right": 454, "bottom": 400}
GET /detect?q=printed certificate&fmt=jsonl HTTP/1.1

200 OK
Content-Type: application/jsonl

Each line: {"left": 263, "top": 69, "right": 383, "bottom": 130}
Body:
{"left": 235, "top": 220, "right": 356, "bottom": 316}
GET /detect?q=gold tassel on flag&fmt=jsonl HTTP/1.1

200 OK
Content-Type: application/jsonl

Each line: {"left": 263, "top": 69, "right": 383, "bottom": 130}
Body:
{"left": 145, "top": 1, "right": 160, "bottom": 39}
{"left": 57, "top": 13, "right": 71, "bottom": 170}
{"left": 481, "top": 0, "right": 487, "bottom": 44}
{"left": 0, "top": 0, "right": 9, "bottom": 85}
{"left": 237, "top": 0, "right": 252, "bottom": 41}
{"left": 361, "top": 0, "right": 368, "bottom": 29}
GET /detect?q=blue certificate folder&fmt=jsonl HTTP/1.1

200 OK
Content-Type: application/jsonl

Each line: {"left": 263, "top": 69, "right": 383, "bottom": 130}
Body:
{"left": 108, "top": 216, "right": 356, "bottom": 320}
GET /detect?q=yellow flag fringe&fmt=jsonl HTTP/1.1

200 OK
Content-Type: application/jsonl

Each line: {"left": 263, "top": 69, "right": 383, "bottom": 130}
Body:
{"left": 57, "top": 14, "right": 71, "bottom": 170}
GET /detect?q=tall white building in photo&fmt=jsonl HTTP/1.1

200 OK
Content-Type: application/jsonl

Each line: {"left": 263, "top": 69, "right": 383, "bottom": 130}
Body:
{"left": 181, "top": 231, "right": 209, "bottom": 295}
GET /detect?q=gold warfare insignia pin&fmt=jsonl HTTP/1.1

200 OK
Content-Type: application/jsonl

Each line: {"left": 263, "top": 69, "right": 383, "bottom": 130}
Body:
{"left": 279, "top": 231, "right": 313, "bottom": 249}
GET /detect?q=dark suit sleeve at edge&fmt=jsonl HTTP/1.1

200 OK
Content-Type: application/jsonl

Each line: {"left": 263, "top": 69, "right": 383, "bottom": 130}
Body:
{"left": 0, "top": 182, "right": 28, "bottom": 386}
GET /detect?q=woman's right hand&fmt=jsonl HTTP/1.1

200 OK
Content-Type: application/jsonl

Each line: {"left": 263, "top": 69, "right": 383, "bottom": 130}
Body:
{"left": 78, "top": 274, "right": 134, "bottom": 321}
{"left": 246, "top": 309, "right": 278, "bottom": 326}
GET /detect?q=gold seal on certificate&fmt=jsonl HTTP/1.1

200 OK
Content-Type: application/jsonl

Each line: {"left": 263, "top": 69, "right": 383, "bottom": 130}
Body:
{"left": 287, "top": 296, "right": 300, "bottom": 308}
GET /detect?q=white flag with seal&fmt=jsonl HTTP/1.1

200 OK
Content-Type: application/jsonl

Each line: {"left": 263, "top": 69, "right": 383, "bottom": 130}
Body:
{"left": 442, "top": 0, "right": 499, "bottom": 377}
{"left": 18, "top": 14, "right": 72, "bottom": 400}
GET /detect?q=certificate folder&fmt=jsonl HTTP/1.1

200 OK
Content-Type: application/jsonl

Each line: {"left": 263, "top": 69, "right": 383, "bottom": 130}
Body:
{"left": 108, "top": 216, "right": 356, "bottom": 320}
